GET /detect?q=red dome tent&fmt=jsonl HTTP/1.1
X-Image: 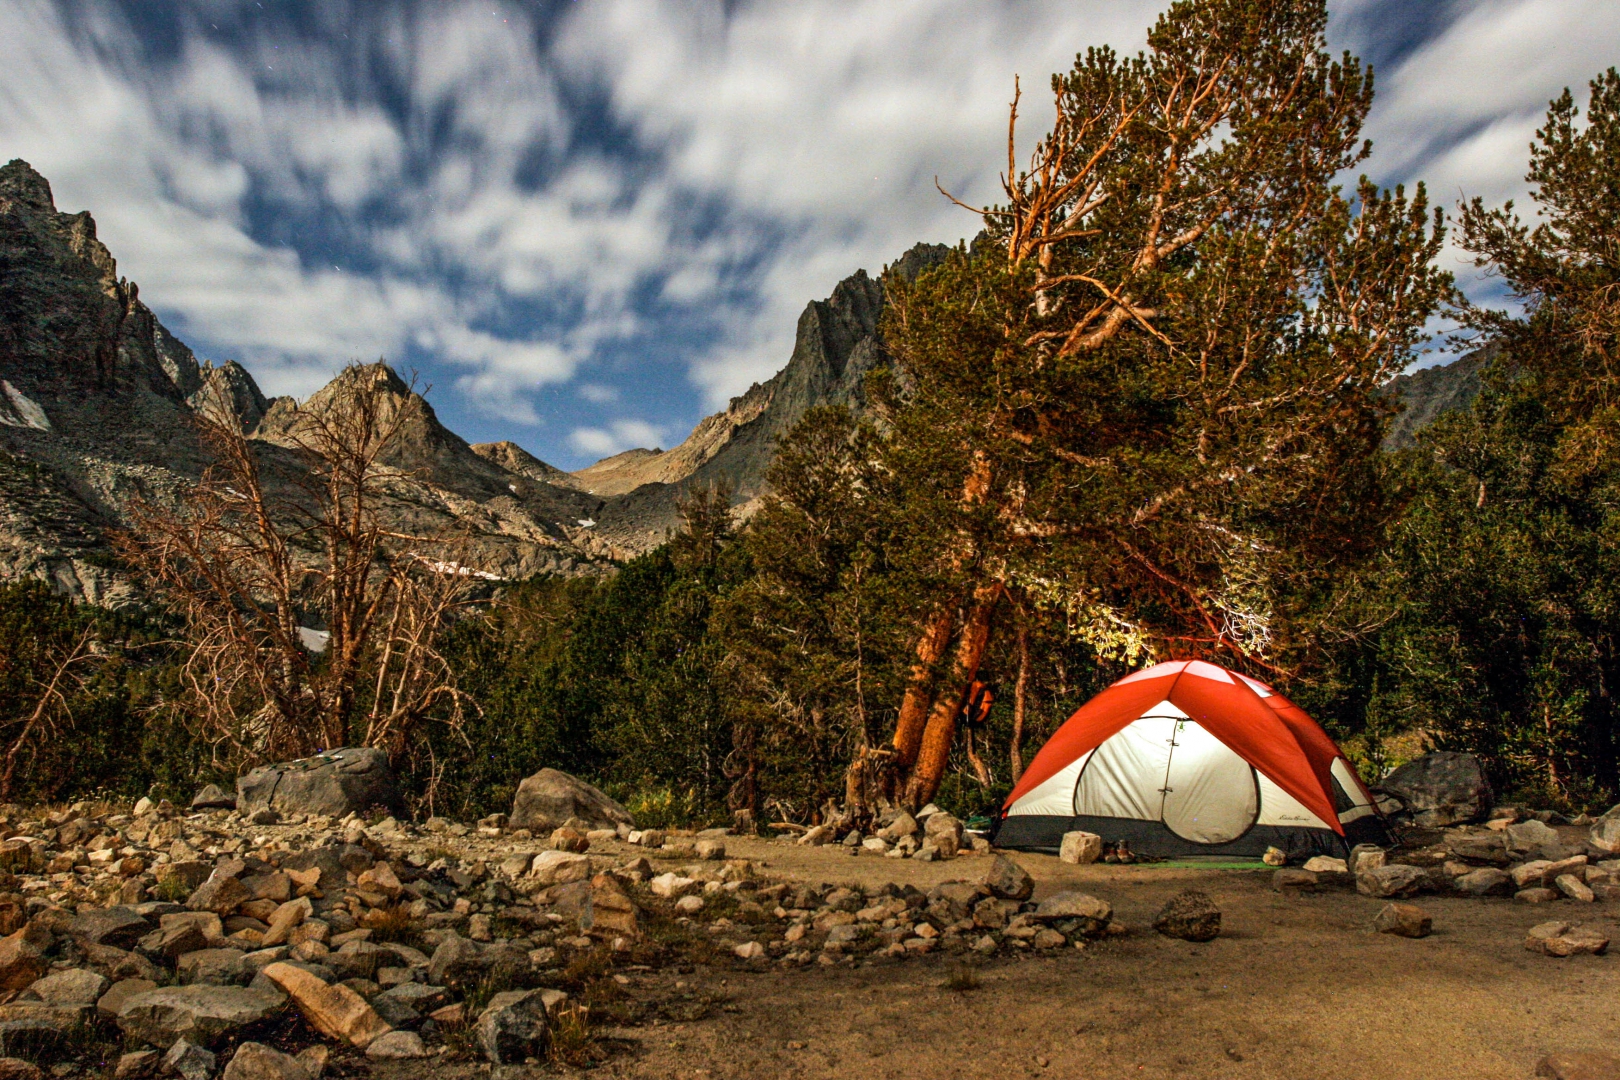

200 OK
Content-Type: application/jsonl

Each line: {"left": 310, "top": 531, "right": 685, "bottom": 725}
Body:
{"left": 991, "top": 660, "right": 1387, "bottom": 859}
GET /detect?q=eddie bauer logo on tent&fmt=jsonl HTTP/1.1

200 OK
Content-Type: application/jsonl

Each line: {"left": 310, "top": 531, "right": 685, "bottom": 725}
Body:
{"left": 990, "top": 659, "right": 1391, "bottom": 860}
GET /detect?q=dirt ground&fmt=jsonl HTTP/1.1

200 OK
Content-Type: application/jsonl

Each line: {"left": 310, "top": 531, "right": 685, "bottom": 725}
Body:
{"left": 374, "top": 835, "right": 1620, "bottom": 1080}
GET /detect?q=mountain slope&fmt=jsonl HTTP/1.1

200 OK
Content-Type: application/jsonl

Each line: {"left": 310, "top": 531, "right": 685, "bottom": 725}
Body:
{"left": 0, "top": 159, "right": 614, "bottom": 598}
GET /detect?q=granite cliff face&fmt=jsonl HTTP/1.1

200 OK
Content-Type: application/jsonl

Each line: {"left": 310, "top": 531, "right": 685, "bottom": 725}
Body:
{"left": 0, "top": 159, "right": 614, "bottom": 599}
{"left": 0, "top": 158, "right": 1484, "bottom": 599}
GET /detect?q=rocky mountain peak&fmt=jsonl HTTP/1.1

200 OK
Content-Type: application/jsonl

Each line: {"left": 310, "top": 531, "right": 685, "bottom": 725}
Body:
{"left": 0, "top": 159, "right": 55, "bottom": 214}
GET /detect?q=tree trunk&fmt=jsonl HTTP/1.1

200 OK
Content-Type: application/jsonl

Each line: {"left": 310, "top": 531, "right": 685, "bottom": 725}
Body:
{"left": 1010, "top": 615, "right": 1030, "bottom": 783}
{"left": 890, "top": 607, "right": 957, "bottom": 770}
{"left": 903, "top": 582, "right": 1003, "bottom": 808}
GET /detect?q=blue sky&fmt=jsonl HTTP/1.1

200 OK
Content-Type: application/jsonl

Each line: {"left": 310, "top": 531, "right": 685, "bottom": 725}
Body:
{"left": 3, "top": 1, "right": 1617, "bottom": 469}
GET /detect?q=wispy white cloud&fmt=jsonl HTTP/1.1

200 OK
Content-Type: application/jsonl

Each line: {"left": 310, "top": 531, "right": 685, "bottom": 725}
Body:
{"left": 569, "top": 419, "right": 666, "bottom": 458}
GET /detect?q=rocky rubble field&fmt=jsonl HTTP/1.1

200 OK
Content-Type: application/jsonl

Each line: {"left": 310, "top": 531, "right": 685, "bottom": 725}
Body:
{"left": 4, "top": 746, "right": 1620, "bottom": 1079}
{"left": 0, "top": 774, "right": 1136, "bottom": 1079}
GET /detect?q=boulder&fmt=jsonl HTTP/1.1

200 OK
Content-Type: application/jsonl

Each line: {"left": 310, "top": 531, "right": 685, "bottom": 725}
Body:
{"left": 69, "top": 907, "right": 150, "bottom": 950}
{"left": 190, "top": 785, "right": 236, "bottom": 811}
{"left": 187, "top": 875, "right": 250, "bottom": 916}
{"left": 116, "top": 986, "right": 286, "bottom": 1048}
{"left": 509, "top": 769, "right": 633, "bottom": 833}
{"left": 27, "top": 968, "right": 108, "bottom": 1006}
{"left": 1153, "top": 890, "right": 1221, "bottom": 942}
{"left": 1059, "top": 831, "right": 1103, "bottom": 865}
{"left": 221, "top": 1041, "right": 308, "bottom": 1080}
{"left": 259, "top": 962, "right": 390, "bottom": 1049}
{"left": 924, "top": 813, "right": 963, "bottom": 858}
{"left": 0, "top": 930, "right": 48, "bottom": 993}
{"left": 1374, "top": 752, "right": 1492, "bottom": 827}
{"left": 1356, "top": 864, "right": 1427, "bottom": 899}
{"left": 982, "top": 855, "right": 1035, "bottom": 901}
{"left": 1588, "top": 808, "right": 1620, "bottom": 855}
{"left": 476, "top": 989, "right": 551, "bottom": 1065}
{"left": 236, "top": 748, "right": 400, "bottom": 819}
{"left": 1372, "top": 902, "right": 1432, "bottom": 938}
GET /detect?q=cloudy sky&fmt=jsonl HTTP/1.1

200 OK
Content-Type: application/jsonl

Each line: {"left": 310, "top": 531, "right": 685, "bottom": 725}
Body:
{"left": 2, "top": 1, "right": 1616, "bottom": 469}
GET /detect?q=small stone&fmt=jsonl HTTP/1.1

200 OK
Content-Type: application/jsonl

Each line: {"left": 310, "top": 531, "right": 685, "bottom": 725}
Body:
{"left": 1516, "top": 887, "right": 1562, "bottom": 904}
{"left": 1557, "top": 874, "right": 1596, "bottom": 902}
{"left": 187, "top": 875, "right": 251, "bottom": 916}
{"left": 1372, "top": 902, "right": 1432, "bottom": 938}
{"left": 1454, "top": 868, "right": 1512, "bottom": 897}
{"left": 695, "top": 839, "right": 726, "bottom": 860}
{"left": 114, "top": 1051, "right": 157, "bottom": 1080}
{"left": 1152, "top": 890, "right": 1221, "bottom": 942}
{"left": 1058, "top": 831, "right": 1103, "bottom": 865}
{"left": 549, "top": 827, "right": 589, "bottom": 854}
{"left": 1272, "top": 869, "right": 1318, "bottom": 893}
{"left": 1032, "top": 928, "right": 1066, "bottom": 949}
{"left": 1346, "top": 844, "right": 1386, "bottom": 876}
{"left": 860, "top": 837, "right": 889, "bottom": 854}
{"left": 1301, "top": 856, "right": 1348, "bottom": 873}
{"left": 1033, "top": 891, "right": 1111, "bottom": 935}
{"left": 1356, "top": 863, "right": 1427, "bottom": 899}
{"left": 221, "top": 1041, "right": 308, "bottom": 1080}
{"left": 924, "top": 813, "right": 964, "bottom": 858}
{"left": 1262, "top": 847, "right": 1287, "bottom": 867}
{"left": 674, "top": 895, "right": 704, "bottom": 915}
{"left": 982, "top": 855, "right": 1035, "bottom": 901}
{"left": 1525, "top": 921, "right": 1609, "bottom": 957}
{"left": 191, "top": 785, "right": 236, "bottom": 811}
{"left": 69, "top": 907, "right": 151, "bottom": 949}
{"left": 162, "top": 1039, "right": 216, "bottom": 1080}
{"left": 365, "top": 1030, "right": 428, "bottom": 1059}
{"left": 797, "top": 825, "right": 833, "bottom": 846}
{"left": 98, "top": 979, "right": 158, "bottom": 1021}
{"left": 734, "top": 941, "right": 766, "bottom": 960}
{"left": 177, "top": 948, "right": 248, "bottom": 986}
{"left": 972, "top": 935, "right": 997, "bottom": 955}
{"left": 649, "top": 872, "right": 696, "bottom": 899}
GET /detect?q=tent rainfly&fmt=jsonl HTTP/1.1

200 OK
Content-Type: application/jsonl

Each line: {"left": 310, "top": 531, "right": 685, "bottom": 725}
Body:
{"left": 992, "top": 660, "right": 1388, "bottom": 859}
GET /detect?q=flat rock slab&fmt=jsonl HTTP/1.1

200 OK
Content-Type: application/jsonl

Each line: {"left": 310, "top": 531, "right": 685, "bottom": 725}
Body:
{"left": 1537, "top": 1051, "right": 1620, "bottom": 1080}
{"left": 116, "top": 985, "right": 286, "bottom": 1048}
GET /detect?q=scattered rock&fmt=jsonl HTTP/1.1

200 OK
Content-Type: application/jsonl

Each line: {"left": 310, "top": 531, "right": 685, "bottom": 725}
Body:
{"left": 365, "top": 1030, "right": 428, "bottom": 1059}
{"left": 1525, "top": 921, "right": 1609, "bottom": 957}
{"left": 982, "top": 855, "right": 1035, "bottom": 901}
{"left": 1506, "top": 819, "right": 1563, "bottom": 858}
{"left": 1033, "top": 891, "right": 1111, "bottom": 935}
{"left": 475, "top": 989, "right": 551, "bottom": 1065}
{"left": 221, "top": 1041, "right": 308, "bottom": 1080}
{"left": 98, "top": 979, "right": 158, "bottom": 1021}
{"left": 69, "top": 906, "right": 150, "bottom": 949}
{"left": 549, "top": 827, "right": 589, "bottom": 854}
{"left": 1153, "top": 890, "right": 1221, "bottom": 942}
{"left": 1262, "top": 847, "right": 1287, "bottom": 867}
{"left": 1058, "top": 831, "right": 1103, "bottom": 865}
{"left": 924, "top": 813, "right": 963, "bottom": 858}
{"left": 1557, "top": 874, "right": 1597, "bottom": 903}
{"left": 1588, "top": 812, "right": 1620, "bottom": 856}
{"left": 797, "top": 825, "right": 833, "bottom": 847}
{"left": 1347, "top": 844, "right": 1386, "bottom": 876}
{"left": 117, "top": 985, "right": 286, "bottom": 1048}
{"left": 0, "top": 930, "right": 48, "bottom": 992}
{"left": 260, "top": 962, "right": 391, "bottom": 1049}
{"left": 1272, "top": 869, "right": 1318, "bottom": 893}
{"left": 187, "top": 875, "right": 251, "bottom": 916}
{"left": 113, "top": 1052, "right": 156, "bottom": 1080}
{"left": 0, "top": 1061, "right": 41, "bottom": 1080}
{"left": 1453, "top": 868, "right": 1513, "bottom": 897}
{"left": 1356, "top": 864, "right": 1427, "bottom": 899}
{"left": 1301, "top": 856, "right": 1347, "bottom": 873}
{"left": 191, "top": 785, "right": 236, "bottom": 811}
{"left": 734, "top": 941, "right": 766, "bottom": 960}
{"left": 27, "top": 967, "right": 108, "bottom": 1005}
{"left": 162, "top": 1039, "right": 216, "bottom": 1080}
{"left": 509, "top": 768, "right": 634, "bottom": 833}
{"left": 1372, "top": 902, "right": 1432, "bottom": 938}
{"left": 1517, "top": 887, "right": 1562, "bottom": 904}
{"left": 584, "top": 873, "right": 639, "bottom": 939}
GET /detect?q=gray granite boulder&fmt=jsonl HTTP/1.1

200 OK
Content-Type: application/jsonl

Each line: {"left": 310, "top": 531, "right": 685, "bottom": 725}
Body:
{"left": 509, "top": 769, "right": 633, "bottom": 833}
{"left": 236, "top": 748, "right": 399, "bottom": 818}
{"left": 1374, "top": 752, "right": 1491, "bottom": 827}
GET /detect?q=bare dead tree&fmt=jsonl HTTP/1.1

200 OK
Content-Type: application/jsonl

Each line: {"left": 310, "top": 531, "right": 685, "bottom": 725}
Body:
{"left": 0, "top": 627, "right": 95, "bottom": 801}
{"left": 117, "top": 363, "right": 478, "bottom": 768}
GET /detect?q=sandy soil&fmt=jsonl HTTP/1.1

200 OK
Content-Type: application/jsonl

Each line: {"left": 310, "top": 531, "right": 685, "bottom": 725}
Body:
{"left": 368, "top": 835, "right": 1619, "bottom": 1080}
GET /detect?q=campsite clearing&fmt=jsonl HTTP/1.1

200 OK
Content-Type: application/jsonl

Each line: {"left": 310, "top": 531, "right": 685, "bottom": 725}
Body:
{"left": 359, "top": 833, "right": 1620, "bottom": 1079}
